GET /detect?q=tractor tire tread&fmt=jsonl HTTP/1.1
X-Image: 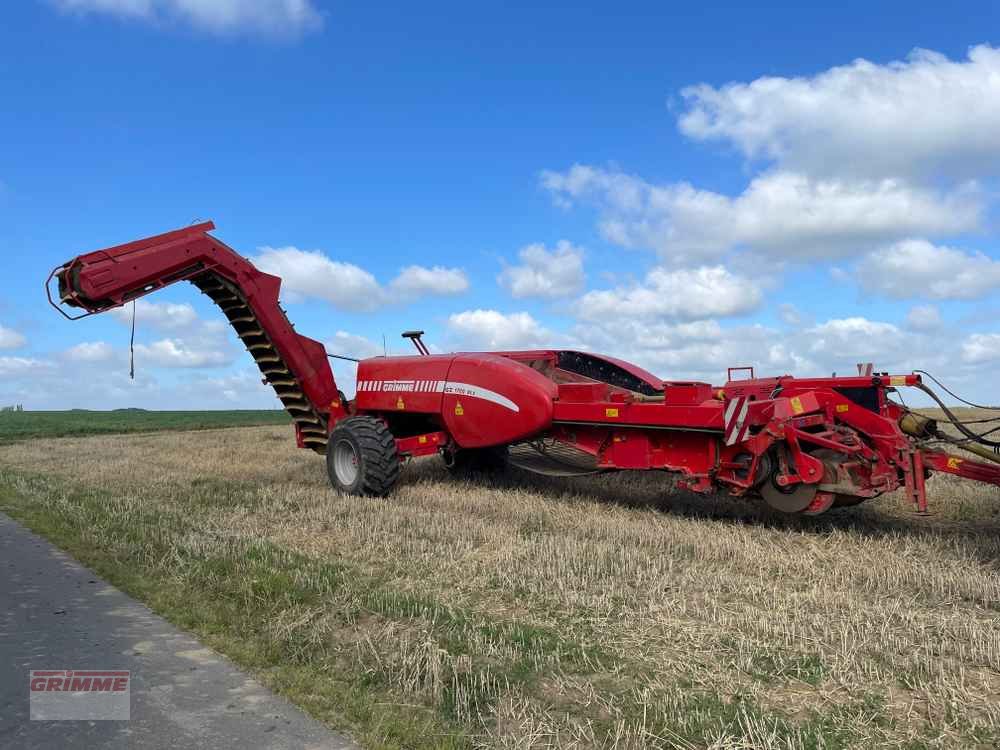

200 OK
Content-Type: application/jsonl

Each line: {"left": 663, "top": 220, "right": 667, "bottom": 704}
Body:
{"left": 329, "top": 416, "right": 400, "bottom": 496}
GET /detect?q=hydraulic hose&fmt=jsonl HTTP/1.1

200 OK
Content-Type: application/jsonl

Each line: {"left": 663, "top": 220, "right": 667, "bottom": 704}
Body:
{"left": 913, "top": 370, "right": 1000, "bottom": 410}
{"left": 914, "top": 382, "right": 1000, "bottom": 449}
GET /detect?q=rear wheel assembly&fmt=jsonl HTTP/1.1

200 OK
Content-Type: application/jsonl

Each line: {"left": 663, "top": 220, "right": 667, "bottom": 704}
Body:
{"left": 327, "top": 416, "right": 400, "bottom": 496}
{"left": 760, "top": 476, "right": 818, "bottom": 513}
{"left": 760, "top": 448, "right": 868, "bottom": 515}
{"left": 758, "top": 447, "right": 818, "bottom": 513}
{"left": 813, "top": 448, "right": 868, "bottom": 511}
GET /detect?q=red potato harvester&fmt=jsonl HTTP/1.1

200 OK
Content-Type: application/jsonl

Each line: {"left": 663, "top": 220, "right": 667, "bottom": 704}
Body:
{"left": 47, "top": 222, "right": 1000, "bottom": 516}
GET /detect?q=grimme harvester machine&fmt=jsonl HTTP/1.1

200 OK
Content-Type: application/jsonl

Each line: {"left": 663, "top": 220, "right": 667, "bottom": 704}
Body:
{"left": 47, "top": 222, "right": 1000, "bottom": 516}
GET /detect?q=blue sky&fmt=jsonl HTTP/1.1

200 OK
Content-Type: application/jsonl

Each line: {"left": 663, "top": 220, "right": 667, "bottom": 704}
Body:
{"left": 2, "top": 0, "right": 999, "bottom": 409}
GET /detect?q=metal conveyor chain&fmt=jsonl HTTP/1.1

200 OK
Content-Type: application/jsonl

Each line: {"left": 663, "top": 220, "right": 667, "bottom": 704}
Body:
{"left": 191, "top": 273, "right": 329, "bottom": 453}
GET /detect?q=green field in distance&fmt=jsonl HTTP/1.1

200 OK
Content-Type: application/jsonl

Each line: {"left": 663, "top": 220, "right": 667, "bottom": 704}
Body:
{"left": 0, "top": 409, "right": 291, "bottom": 443}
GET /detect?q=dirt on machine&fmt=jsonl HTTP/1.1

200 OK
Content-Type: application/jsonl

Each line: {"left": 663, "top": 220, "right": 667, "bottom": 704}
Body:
{"left": 47, "top": 222, "right": 1000, "bottom": 516}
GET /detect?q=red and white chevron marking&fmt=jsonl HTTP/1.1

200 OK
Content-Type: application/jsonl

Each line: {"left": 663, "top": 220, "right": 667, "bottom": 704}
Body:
{"left": 356, "top": 379, "right": 446, "bottom": 393}
{"left": 723, "top": 395, "right": 751, "bottom": 446}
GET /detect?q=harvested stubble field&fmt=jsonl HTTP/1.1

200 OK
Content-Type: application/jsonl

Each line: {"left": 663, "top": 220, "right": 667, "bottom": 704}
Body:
{"left": 1, "top": 417, "right": 999, "bottom": 749}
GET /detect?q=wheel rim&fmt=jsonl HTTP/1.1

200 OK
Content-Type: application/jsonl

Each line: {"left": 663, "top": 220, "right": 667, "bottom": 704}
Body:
{"left": 333, "top": 439, "right": 360, "bottom": 486}
{"left": 760, "top": 477, "right": 817, "bottom": 513}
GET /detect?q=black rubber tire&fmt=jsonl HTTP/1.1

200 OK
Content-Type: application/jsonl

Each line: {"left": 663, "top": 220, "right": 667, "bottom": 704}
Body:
{"left": 326, "top": 416, "right": 400, "bottom": 497}
{"left": 445, "top": 446, "right": 509, "bottom": 477}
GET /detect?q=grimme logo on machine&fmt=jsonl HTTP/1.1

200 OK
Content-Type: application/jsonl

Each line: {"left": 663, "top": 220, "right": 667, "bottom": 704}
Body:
{"left": 382, "top": 380, "right": 416, "bottom": 392}
{"left": 30, "top": 670, "right": 131, "bottom": 720}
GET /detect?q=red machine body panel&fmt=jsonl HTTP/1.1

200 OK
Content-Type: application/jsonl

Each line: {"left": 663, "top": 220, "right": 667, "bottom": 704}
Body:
{"left": 355, "top": 355, "right": 453, "bottom": 413}
{"left": 552, "top": 400, "right": 724, "bottom": 431}
{"left": 441, "top": 354, "right": 557, "bottom": 448}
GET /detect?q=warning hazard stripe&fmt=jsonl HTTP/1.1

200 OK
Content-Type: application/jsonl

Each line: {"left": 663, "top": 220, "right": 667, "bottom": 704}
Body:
{"left": 723, "top": 396, "right": 750, "bottom": 446}
{"left": 354, "top": 380, "right": 451, "bottom": 395}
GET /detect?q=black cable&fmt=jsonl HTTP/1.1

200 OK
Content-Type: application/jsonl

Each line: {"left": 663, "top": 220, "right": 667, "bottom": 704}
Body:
{"left": 931, "top": 426, "right": 1000, "bottom": 445}
{"left": 129, "top": 300, "right": 136, "bottom": 380}
{"left": 915, "top": 382, "right": 1000, "bottom": 448}
{"left": 913, "top": 369, "right": 1000, "bottom": 410}
{"left": 943, "top": 415, "right": 1000, "bottom": 424}
{"left": 894, "top": 388, "right": 907, "bottom": 408}
{"left": 327, "top": 353, "right": 360, "bottom": 362}
{"left": 972, "top": 424, "right": 1000, "bottom": 439}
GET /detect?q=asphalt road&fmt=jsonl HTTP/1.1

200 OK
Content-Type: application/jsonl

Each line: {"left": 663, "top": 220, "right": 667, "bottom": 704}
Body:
{"left": 0, "top": 512, "right": 358, "bottom": 749}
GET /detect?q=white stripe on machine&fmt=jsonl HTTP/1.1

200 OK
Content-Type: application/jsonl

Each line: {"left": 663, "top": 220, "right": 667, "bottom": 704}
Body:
{"left": 724, "top": 396, "right": 750, "bottom": 446}
{"left": 355, "top": 379, "right": 517, "bottom": 411}
{"left": 443, "top": 382, "right": 519, "bottom": 412}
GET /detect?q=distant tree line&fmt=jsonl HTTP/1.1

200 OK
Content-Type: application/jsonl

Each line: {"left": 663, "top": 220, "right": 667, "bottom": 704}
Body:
{"left": 1, "top": 404, "right": 24, "bottom": 412}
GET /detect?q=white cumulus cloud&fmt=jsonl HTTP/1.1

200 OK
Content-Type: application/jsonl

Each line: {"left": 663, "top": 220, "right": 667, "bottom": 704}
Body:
{"left": 541, "top": 165, "right": 977, "bottom": 262}
{"left": 961, "top": 333, "right": 1000, "bottom": 364}
{"left": 252, "top": 246, "right": 468, "bottom": 311}
{"left": 778, "top": 303, "right": 804, "bottom": 327}
{"left": 325, "top": 331, "right": 383, "bottom": 360}
{"left": 857, "top": 239, "right": 1000, "bottom": 300}
{"left": 577, "top": 266, "right": 761, "bottom": 322}
{"left": 905, "top": 305, "right": 943, "bottom": 332}
{"left": 389, "top": 266, "right": 469, "bottom": 298}
{"left": 65, "top": 341, "right": 116, "bottom": 362}
{"left": 807, "top": 317, "right": 903, "bottom": 360}
{"left": 103, "top": 300, "right": 235, "bottom": 370}
{"left": 134, "top": 338, "right": 233, "bottom": 368}
{"left": 679, "top": 45, "right": 1000, "bottom": 181}
{"left": 178, "top": 369, "right": 278, "bottom": 407}
{"left": 447, "top": 310, "right": 556, "bottom": 350}
{"left": 253, "top": 247, "right": 383, "bottom": 311}
{"left": 573, "top": 318, "right": 817, "bottom": 383}
{"left": 0, "top": 324, "right": 26, "bottom": 350}
{"left": 498, "top": 241, "right": 585, "bottom": 299}
{"left": 0, "top": 356, "right": 53, "bottom": 377}
{"left": 52, "top": 0, "right": 322, "bottom": 36}
{"left": 110, "top": 300, "right": 200, "bottom": 330}
{"left": 323, "top": 331, "right": 385, "bottom": 397}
